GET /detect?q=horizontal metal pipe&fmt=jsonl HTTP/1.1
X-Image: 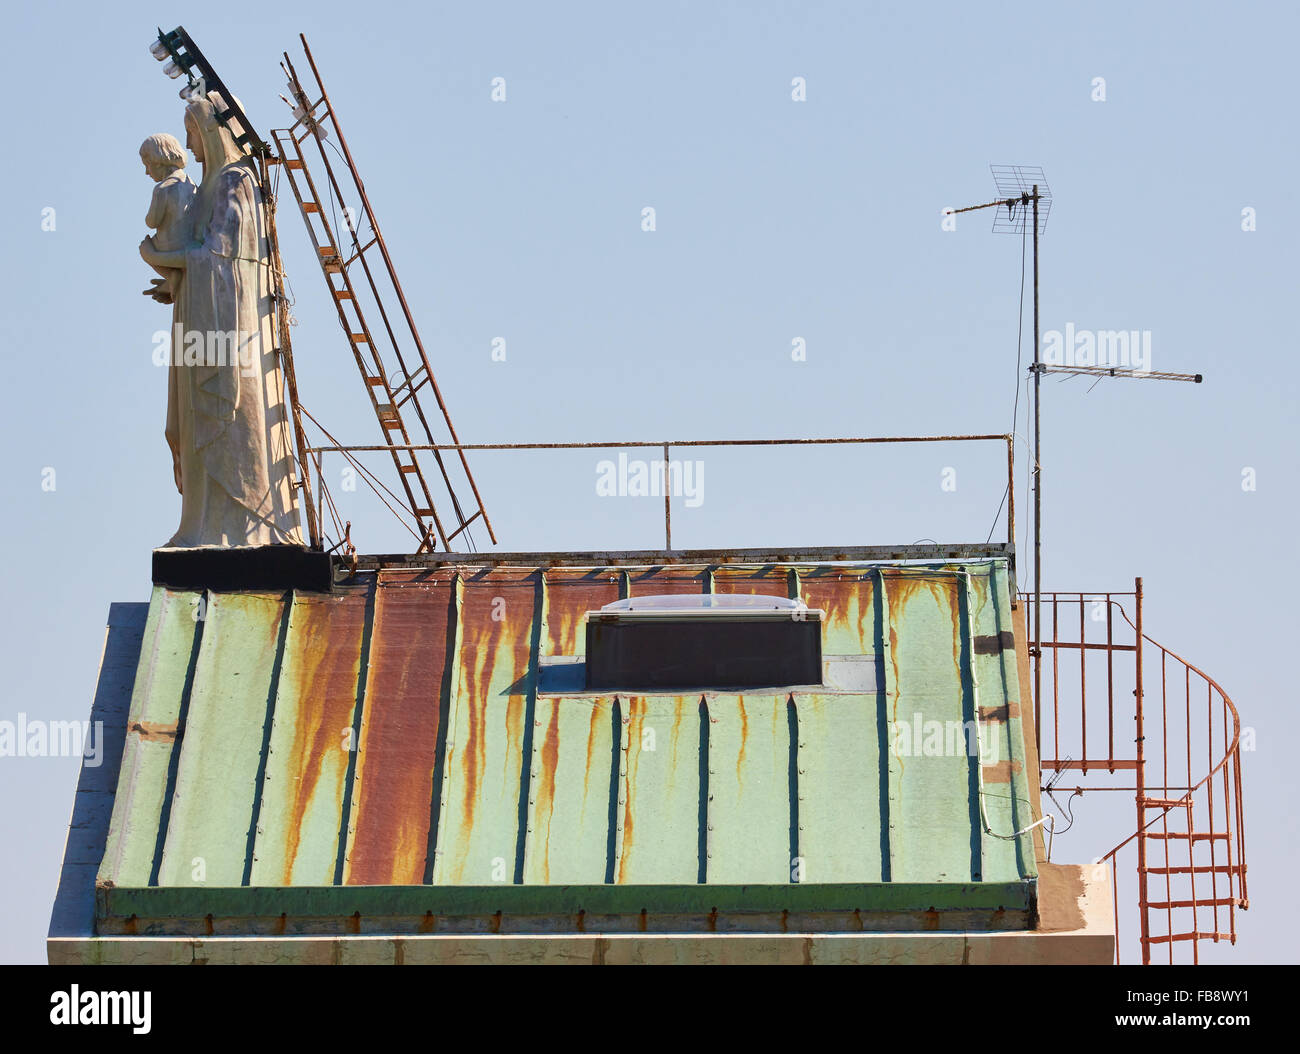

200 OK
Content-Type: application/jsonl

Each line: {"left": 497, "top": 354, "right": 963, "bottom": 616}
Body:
{"left": 306, "top": 434, "right": 1013, "bottom": 454}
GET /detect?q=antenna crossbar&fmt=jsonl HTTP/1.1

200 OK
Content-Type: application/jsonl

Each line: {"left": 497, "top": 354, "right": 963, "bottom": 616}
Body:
{"left": 1037, "top": 365, "right": 1204, "bottom": 383}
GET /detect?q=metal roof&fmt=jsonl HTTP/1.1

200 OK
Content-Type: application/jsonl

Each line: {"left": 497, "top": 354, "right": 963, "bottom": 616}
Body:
{"left": 93, "top": 558, "right": 1038, "bottom": 936}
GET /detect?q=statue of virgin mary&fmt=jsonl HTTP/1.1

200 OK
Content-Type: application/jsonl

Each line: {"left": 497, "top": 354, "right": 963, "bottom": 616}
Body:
{"left": 140, "top": 91, "right": 304, "bottom": 548}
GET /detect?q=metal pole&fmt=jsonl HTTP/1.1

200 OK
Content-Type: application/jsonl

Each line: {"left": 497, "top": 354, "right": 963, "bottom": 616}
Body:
{"left": 663, "top": 443, "right": 672, "bottom": 550}
{"left": 1134, "top": 576, "right": 1149, "bottom": 964}
{"left": 1006, "top": 435, "right": 1015, "bottom": 553}
{"left": 259, "top": 154, "right": 321, "bottom": 549}
{"left": 296, "top": 36, "right": 497, "bottom": 546}
{"left": 1033, "top": 187, "right": 1042, "bottom": 728}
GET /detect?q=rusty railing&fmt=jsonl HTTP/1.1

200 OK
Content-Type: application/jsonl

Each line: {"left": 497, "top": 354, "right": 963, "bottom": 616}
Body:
{"left": 307, "top": 432, "right": 1017, "bottom": 555}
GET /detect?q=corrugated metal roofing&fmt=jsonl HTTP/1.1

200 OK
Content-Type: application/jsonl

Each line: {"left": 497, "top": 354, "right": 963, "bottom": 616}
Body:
{"left": 95, "top": 559, "right": 1038, "bottom": 935}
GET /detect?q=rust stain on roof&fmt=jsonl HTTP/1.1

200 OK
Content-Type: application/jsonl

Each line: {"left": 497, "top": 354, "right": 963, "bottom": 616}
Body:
{"left": 800, "top": 569, "right": 875, "bottom": 654}
{"left": 441, "top": 571, "right": 537, "bottom": 883}
{"left": 129, "top": 722, "right": 177, "bottom": 740}
{"left": 711, "top": 566, "right": 790, "bottom": 598}
{"left": 736, "top": 696, "right": 749, "bottom": 787}
{"left": 280, "top": 591, "right": 368, "bottom": 884}
{"left": 346, "top": 571, "right": 457, "bottom": 886}
{"left": 628, "top": 567, "right": 706, "bottom": 596}
{"left": 543, "top": 571, "right": 618, "bottom": 655}
{"left": 617, "top": 697, "right": 641, "bottom": 884}
{"left": 534, "top": 702, "right": 562, "bottom": 883}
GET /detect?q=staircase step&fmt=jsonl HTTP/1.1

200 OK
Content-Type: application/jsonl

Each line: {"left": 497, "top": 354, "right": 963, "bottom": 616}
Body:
{"left": 1143, "top": 831, "right": 1229, "bottom": 841}
{"left": 1145, "top": 864, "right": 1240, "bottom": 876}
{"left": 1144, "top": 897, "right": 1239, "bottom": 911}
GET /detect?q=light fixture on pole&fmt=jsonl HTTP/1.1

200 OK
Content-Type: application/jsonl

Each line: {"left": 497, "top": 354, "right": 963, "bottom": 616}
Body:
{"left": 148, "top": 26, "right": 268, "bottom": 156}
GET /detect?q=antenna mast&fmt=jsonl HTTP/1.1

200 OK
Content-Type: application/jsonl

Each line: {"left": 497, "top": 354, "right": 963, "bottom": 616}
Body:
{"left": 951, "top": 165, "right": 1203, "bottom": 736}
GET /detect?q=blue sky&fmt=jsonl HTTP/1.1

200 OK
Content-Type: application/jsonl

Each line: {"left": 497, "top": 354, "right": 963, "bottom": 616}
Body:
{"left": 1, "top": 0, "right": 1295, "bottom": 963}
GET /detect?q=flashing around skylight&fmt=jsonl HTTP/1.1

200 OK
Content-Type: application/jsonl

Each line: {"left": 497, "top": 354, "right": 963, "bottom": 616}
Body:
{"left": 600, "top": 594, "right": 810, "bottom": 614}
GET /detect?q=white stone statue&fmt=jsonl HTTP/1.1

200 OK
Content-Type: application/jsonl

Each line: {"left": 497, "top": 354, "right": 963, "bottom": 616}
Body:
{"left": 139, "top": 93, "right": 304, "bottom": 548}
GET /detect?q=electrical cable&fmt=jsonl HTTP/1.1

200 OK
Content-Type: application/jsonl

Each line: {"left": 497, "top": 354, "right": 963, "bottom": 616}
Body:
{"left": 959, "top": 570, "right": 1061, "bottom": 848}
{"left": 984, "top": 220, "right": 1029, "bottom": 544}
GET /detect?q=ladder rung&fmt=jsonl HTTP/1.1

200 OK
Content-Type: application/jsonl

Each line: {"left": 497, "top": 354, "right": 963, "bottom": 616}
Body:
{"left": 399, "top": 464, "right": 419, "bottom": 473}
{"left": 1142, "top": 798, "right": 1190, "bottom": 809}
{"left": 302, "top": 202, "right": 321, "bottom": 213}
{"left": 445, "top": 510, "right": 483, "bottom": 541}
{"left": 364, "top": 376, "right": 386, "bottom": 386}
{"left": 349, "top": 333, "right": 369, "bottom": 344}
{"left": 345, "top": 236, "right": 379, "bottom": 266}
{"left": 324, "top": 261, "right": 342, "bottom": 273}
{"left": 334, "top": 290, "right": 354, "bottom": 300}
{"left": 394, "top": 370, "right": 430, "bottom": 408}
{"left": 414, "top": 508, "right": 435, "bottom": 518}
{"left": 286, "top": 159, "right": 305, "bottom": 170}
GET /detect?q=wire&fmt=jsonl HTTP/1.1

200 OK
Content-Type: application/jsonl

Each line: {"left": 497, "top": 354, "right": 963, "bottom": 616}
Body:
{"left": 958, "top": 570, "right": 1061, "bottom": 849}
{"left": 1046, "top": 786, "right": 1082, "bottom": 834}
{"left": 1023, "top": 376, "right": 1033, "bottom": 581}
{"left": 984, "top": 220, "right": 1030, "bottom": 545}
{"left": 1043, "top": 787, "right": 1085, "bottom": 862}
{"left": 299, "top": 405, "right": 425, "bottom": 546}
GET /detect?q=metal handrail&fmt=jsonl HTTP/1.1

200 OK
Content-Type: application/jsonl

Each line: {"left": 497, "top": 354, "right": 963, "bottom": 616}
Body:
{"left": 306, "top": 433, "right": 1016, "bottom": 553}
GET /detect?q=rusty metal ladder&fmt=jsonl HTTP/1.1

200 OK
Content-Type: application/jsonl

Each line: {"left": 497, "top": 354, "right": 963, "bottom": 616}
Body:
{"left": 270, "top": 36, "right": 495, "bottom": 553}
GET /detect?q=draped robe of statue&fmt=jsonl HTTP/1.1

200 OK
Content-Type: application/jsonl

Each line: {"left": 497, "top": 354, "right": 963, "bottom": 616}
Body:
{"left": 162, "top": 93, "right": 303, "bottom": 547}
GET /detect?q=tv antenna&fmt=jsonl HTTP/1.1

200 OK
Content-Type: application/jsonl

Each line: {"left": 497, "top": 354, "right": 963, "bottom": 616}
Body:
{"left": 950, "top": 165, "right": 1203, "bottom": 721}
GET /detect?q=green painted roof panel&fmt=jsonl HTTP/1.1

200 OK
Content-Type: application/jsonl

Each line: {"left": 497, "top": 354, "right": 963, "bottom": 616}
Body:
{"left": 95, "top": 559, "right": 1039, "bottom": 934}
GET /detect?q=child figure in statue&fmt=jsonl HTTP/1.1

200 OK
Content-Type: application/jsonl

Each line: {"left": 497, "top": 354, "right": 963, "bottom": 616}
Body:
{"left": 139, "top": 133, "right": 196, "bottom": 303}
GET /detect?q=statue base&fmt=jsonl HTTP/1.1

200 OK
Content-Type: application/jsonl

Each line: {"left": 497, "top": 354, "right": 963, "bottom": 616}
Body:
{"left": 152, "top": 545, "right": 333, "bottom": 593}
